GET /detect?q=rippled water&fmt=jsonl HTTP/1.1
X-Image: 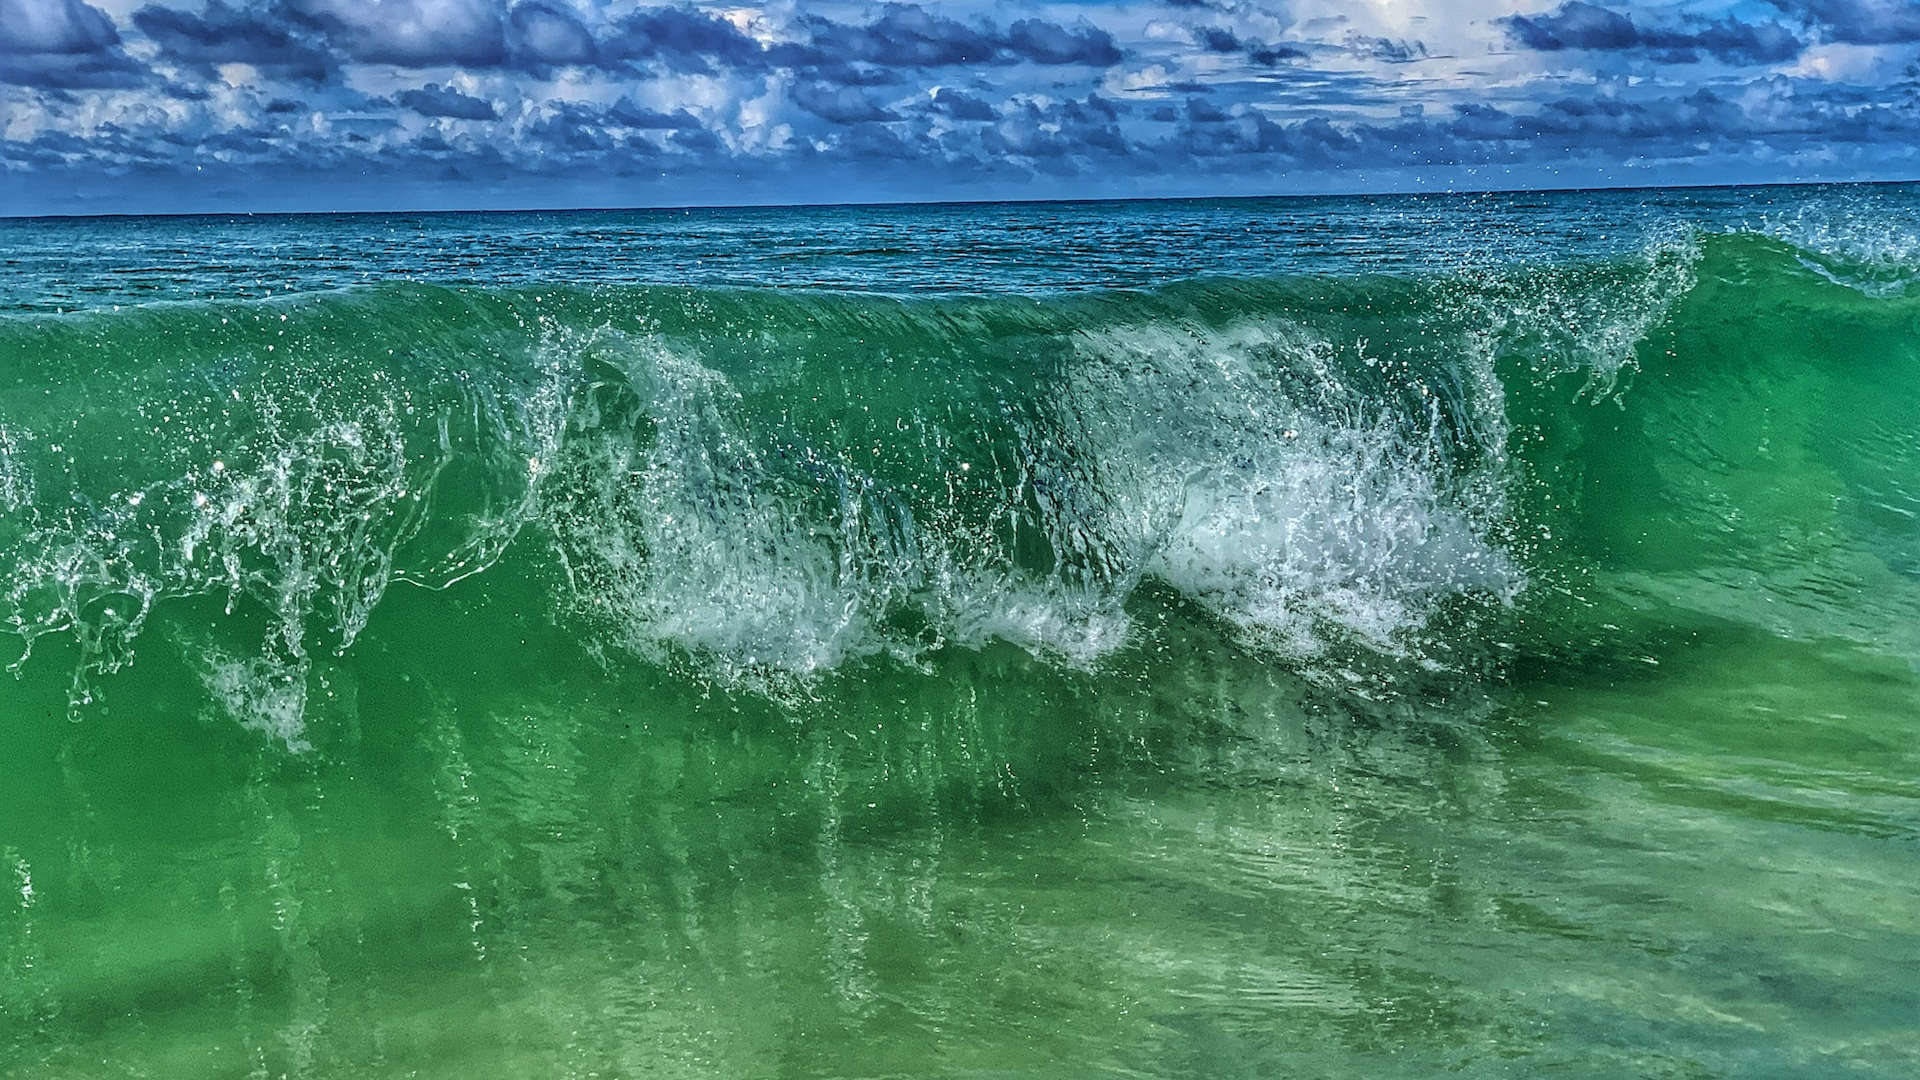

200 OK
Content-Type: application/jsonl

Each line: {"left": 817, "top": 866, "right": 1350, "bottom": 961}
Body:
{"left": 5, "top": 182, "right": 1907, "bottom": 309}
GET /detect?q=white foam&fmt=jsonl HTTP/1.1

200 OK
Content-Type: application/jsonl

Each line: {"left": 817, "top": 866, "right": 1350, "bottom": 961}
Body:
{"left": 1755, "top": 198, "right": 1920, "bottom": 298}
{"left": 0, "top": 424, "right": 30, "bottom": 516}
{"left": 1461, "top": 226, "right": 1702, "bottom": 398}
{"left": 201, "top": 649, "right": 313, "bottom": 751}
{"left": 937, "top": 576, "right": 1134, "bottom": 668}
{"left": 6, "top": 303, "right": 1543, "bottom": 724}
{"left": 535, "top": 318, "right": 1530, "bottom": 684}
{"left": 1063, "top": 319, "right": 1521, "bottom": 661}
{"left": 545, "top": 331, "right": 882, "bottom": 687}
{"left": 2, "top": 356, "right": 550, "bottom": 730}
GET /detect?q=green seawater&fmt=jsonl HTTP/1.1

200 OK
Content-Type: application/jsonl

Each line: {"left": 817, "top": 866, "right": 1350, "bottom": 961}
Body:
{"left": 3, "top": 194, "right": 1919, "bottom": 1077}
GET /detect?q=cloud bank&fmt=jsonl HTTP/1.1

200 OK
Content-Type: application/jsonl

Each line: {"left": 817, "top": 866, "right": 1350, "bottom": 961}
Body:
{"left": 2, "top": 0, "right": 1917, "bottom": 212}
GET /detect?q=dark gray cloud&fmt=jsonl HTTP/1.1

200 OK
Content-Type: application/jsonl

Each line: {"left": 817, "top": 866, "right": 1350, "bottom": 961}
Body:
{"left": 980, "top": 94, "right": 1128, "bottom": 170}
{"left": 602, "top": 5, "right": 763, "bottom": 72}
{"left": 605, "top": 98, "right": 701, "bottom": 130}
{"left": 511, "top": 99, "right": 718, "bottom": 167}
{"left": 523, "top": 102, "right": 615, "bottom": 152}
{"left": 1346, "top": 34, "right": 1429, "bottom": 63}
{"left": 0, "top": 0, "right": 148, "bottom": 87}
{"left": 1116, "top": 75, "right": 1920, "bottom": 178}
{"left": 130, "top": 0, "right": 672, "bottom": 77}
{"left": 1183, "top": 96, "right": 1229, "bottom": 123}
{"left": 1, "top": 0, "right": 119, "bottom": 52}
{"left": 285, "top": 0, "right": 507, "bottom": 68}
{"left": 1004, "top": 18, "right": 1121, "bottom": 65}
{"left": 1189, "top": 25, "right": 1411, "bottom": 66}
{"left": 1505, "top": 1, "right": 1639, "bottom": 50}
{"left": 669, "top": 125, "right": 719, "bottom": 152}
{"left": 1767, "top": 0, "right": 1920, "bottom": 44}
{"left": 26, "top": 0, "right": 1128, "bottom": 90}
{"left": 1192, "top": 26, "right": 1242, "bottom": 53}
{"left": 133, "top": 1, "right": 336, "bottom": 82}
{"left": 0, "top": 49, "right": 147, "bottom": 88}
{"left": 796, "top": 5, "right": 1000, "bottom": 67}
{"left": 928, "top": 86, "right": 997, "bottom": 120}
{"left": 1677, "top": 17, "right": 1804, "bottom": 62}
{"left": 1503, "top": 2, "right": 1804, "bottom": 64}
{"left": 396, "top": 82, "right": 498, "bottom": 119}
{"left": 788, "top": 5, "right": 1122, "bottom": 72}
{"left": 506, "top": 0, "right": 595, "bottom": 66}
{"left": 526, "top": 105, "right": 617, "bottom": 152}
{"left": 1185, "top": 24, "right": 1313, "bottom": 66}
{"left": 1247, "top": 41, "right": 1311, "bottom": 64}
{"left": 791, "top": 81, "right": 896, "bottom": 123}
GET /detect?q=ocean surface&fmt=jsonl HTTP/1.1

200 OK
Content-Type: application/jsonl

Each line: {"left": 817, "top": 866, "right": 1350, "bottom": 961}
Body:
{"left": 3, "top": 185, "right": 1918, "bottom": 1078}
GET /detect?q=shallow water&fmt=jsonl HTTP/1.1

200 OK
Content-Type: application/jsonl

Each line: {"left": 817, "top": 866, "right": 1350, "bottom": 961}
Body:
{"left": 3, "top": 186, "right": 1918, "bottom": 1077}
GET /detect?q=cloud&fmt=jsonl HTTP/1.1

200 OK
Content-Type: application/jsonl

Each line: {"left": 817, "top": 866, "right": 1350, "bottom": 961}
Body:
{"left": 981, "top": 94, "right": 1129, "bottom": 169}
{"left": 790, "top": 5, "right": 1123, "bottom": 71}
{"left": 131, "top": 0, "right": 607, "bottom": 77}
{"left": 523, "top": 101, "right": 616, "bottom": 152}
{"left": 1191, "top": 26, "right": 1241, "bottom": 53}
{"left": 1503, "top": 2, "right": 1804, "bottom": 64}
{"left": 670, "top": 125, "right": 719, "bottom": 152}
{"left": 1, "top": 0, "right": 118, "bottom": 53}
{"left": 395, "top": 81, "right": 498, "bottom": 118}
{"left": 1247, "top": 42, "right": 1310, "bottom": 64}
{"left": 6, "top": 0, "right": 1920, "bottom": 212}
{"left": 796, "top": 5, "right": 999, "bottom": 67}
{"left": 287, "top": 0, "right": 507, "bottom": 67}
{"left": 1767, "top": 0, "right": 1920, "bottom": 44}
{"left": 928, "top": 86, "right": 996, "bottom": 120}
{"left": 1505, "top": 1, "right": 1639, "bottom": 50}
{"left": 132, "top": 1, "right": 336, "bottom": 82}
{"left": 506, "top": 0, "right": 594, "bottom": 66}
{"left": 1004, "top": 18, "right": 1121, "bottom": 65}
{"left": 509, "top": 97, "right": 711, "bottom": 160}
{"left": 602, "top": 5, "right": 764, "bottom": 72}
{"left": 1682, "top": 17, "right": 1805, "bottom": 63}
{"left": 1183, "top": 24, "right": 1311, "bottom": 66}
{"left": 0, "top": 0, "right": 148, "bottom": 87}
{"left": 63, "top": 0, "right": 1127, "bottom": 93}
{"left": 1183, "top": 95, "right": 1229, "bottom": 122}
{"left": 791, "top": 81, "right": 895, "bottom": 123}
{"left": 1346, "top": 34, "right": 1429, "bottom": 63}
{"left": 606, "top": 97, "right": 701, "bottom": 129}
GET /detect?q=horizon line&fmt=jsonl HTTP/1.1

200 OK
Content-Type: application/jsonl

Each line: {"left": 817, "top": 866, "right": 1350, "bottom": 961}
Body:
{"left": 6, "top": 175, "right": 1915, "bottom": 223}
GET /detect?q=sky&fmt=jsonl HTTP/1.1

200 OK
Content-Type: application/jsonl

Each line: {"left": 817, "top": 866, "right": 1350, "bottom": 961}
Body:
{"left": 2, "top": 0, "right": 1919, "bottom": 213}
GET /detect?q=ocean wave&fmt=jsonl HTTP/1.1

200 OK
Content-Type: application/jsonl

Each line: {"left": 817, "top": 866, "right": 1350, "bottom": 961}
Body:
{"left": 1751, "top": 196, "right": 1920, "bottom": 298}
{"left": 3, "top": 235, "right": 1912, "bottom": 742}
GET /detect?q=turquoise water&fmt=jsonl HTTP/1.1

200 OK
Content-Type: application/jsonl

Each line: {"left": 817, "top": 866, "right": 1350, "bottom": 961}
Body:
{"left": 3, "top": 185, "right": 1918, "bottom": 1077}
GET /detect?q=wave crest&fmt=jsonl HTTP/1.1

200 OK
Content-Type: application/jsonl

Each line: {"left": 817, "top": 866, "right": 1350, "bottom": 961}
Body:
{"left": 10, "top": 239, "right": 1847, "bottom": 739}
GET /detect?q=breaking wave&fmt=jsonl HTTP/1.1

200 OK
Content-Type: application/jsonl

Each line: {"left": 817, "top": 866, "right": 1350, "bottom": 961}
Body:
{"left": 6, "top": 229, "right": 1919, "bottom": 743}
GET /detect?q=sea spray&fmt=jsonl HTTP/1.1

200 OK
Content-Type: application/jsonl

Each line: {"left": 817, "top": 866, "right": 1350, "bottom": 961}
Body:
{"left": 3, "top": 232, "right": 1918, "bottom": 740}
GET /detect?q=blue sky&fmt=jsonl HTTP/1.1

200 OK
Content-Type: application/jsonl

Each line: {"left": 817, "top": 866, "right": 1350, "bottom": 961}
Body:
{"left": 3, "top": 0, "right": 1919, "bottom": 213}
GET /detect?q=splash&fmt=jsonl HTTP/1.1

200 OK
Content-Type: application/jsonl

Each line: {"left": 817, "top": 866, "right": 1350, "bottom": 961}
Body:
{"left": 12, "top": 233, "right": 1905, "bottom": 743}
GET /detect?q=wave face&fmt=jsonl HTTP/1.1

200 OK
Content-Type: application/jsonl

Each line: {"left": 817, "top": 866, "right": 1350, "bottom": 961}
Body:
{"left": 3, "top": 229, "right": 1919, "bottom": 740}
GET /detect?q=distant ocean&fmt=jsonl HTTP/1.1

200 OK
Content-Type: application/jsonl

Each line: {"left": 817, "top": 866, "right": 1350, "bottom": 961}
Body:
{"left": 4, "top": 185, "right": 1917, "bottom": 1077}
